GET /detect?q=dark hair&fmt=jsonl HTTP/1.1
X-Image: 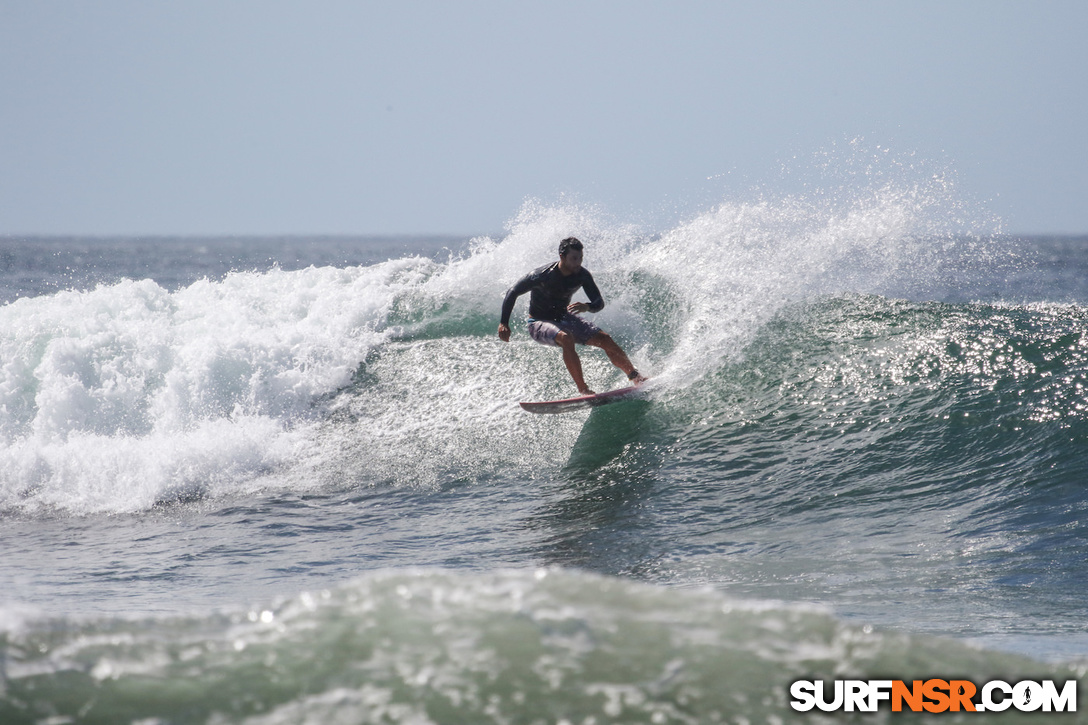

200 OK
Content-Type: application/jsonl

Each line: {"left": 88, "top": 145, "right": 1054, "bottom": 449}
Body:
{"left": 558, "top": 237, "right": 583, "bottom": 257}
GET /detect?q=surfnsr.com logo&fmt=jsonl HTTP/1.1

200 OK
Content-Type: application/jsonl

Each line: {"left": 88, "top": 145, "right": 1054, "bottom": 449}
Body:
{"left": 790, "top": 679, "right": 1077, "bottom": 713}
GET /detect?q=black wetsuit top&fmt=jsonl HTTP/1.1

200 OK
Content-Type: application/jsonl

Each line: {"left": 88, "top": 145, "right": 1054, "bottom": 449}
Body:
{"left": 500, "top": 262, "right": 604, "bottom": 325}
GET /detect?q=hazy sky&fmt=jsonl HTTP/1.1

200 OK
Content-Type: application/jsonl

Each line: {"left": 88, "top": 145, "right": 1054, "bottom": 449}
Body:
{"left": 2, "top": 1, "right": 1085, "bottom": 236}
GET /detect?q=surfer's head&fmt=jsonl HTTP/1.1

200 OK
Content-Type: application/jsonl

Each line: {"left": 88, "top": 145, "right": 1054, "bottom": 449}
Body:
{"left": 558, "top": 237, "right": 584, "bottom": 274}
{"left": 558, "top": 237, "right": 583, "bottom": 258}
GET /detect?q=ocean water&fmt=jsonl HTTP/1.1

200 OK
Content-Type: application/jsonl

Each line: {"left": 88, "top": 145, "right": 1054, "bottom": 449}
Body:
{"left": 2, "top": 189, "right": 1087, "bottom": 722}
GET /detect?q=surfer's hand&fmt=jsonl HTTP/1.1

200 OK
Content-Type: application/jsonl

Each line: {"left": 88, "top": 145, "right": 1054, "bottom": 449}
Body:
{"left": 567, "top": 302, "right": 589, "bottom": 314}
{"left": 498, "top": 324, "right": 511, "bottom": 342}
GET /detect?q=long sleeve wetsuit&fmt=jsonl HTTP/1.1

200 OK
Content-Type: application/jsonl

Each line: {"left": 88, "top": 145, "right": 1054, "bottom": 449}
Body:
{"left": 500, "top": 262, "right": 604, "bottom": 326}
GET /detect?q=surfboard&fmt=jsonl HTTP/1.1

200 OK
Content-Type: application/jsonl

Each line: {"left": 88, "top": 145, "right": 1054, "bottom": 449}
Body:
{"left": 519, "top": 384, "right": 642, "bottom": 414}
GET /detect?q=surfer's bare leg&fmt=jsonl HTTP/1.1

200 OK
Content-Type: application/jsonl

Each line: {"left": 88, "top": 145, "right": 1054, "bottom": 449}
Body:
{"left": 556, "top": 331, "right": 593, "bottom": 394}
{"left": 586, "top": 331, "right": 647, "bottom": 384}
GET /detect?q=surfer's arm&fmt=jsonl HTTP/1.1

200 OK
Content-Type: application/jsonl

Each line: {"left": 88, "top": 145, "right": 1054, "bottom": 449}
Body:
{"left": 573, "top": 271, "right": 605, "bottom": 314}
{"left": 499, "top": 273, "right": 536, "bottom": 327}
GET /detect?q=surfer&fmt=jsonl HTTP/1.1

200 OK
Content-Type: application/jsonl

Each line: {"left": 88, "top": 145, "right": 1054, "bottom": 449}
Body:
{"left": 498, "top": 237, "right": 647, "bottom": 395}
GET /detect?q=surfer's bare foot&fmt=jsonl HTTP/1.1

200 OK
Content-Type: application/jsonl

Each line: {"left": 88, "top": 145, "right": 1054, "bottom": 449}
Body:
{"left": 579, "top": 387, "right": 596, "bottom": 396}
{"left": 629, "top": 373, "right": 649, "bottom": 385}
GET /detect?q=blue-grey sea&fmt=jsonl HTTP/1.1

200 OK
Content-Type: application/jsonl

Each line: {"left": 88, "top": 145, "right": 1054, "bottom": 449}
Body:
{"left": 2, "top": 193, "right": 1087, "bottom": 722}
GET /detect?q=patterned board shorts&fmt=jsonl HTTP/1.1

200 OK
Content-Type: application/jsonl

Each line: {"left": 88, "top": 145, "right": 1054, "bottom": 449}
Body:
{"left": 527, "top": 314, "right": 602, "bottom": 347}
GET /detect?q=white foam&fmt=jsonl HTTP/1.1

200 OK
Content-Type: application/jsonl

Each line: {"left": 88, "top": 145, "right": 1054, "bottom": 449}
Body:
{"left": 0, "top": 259, "right": 437, "bottom": 514}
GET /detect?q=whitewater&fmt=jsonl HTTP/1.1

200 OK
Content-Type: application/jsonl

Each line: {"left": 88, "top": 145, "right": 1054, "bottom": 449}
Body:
{"left": 2, "top": 170, "right": 1087, "bottom": 722}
